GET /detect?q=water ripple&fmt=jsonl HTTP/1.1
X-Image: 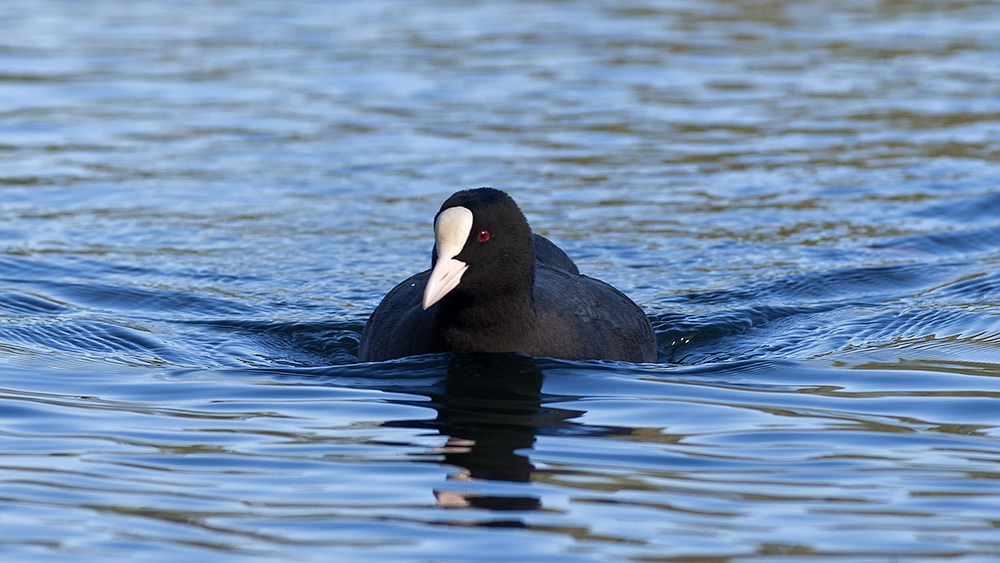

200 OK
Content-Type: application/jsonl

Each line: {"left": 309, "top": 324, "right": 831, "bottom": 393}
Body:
{"left": 3, "top": 0, "right": 1000, "bottom": 561}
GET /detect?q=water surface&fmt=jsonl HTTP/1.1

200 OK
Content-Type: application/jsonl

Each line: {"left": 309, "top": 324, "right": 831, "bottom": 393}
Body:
{"left": 2, "top": 1, "right": 1000, "bottom": 561}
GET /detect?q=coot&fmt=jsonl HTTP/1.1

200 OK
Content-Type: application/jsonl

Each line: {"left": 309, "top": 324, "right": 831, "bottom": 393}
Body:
{"left": 357, "top": 188, "right": 657, "bottom": 363}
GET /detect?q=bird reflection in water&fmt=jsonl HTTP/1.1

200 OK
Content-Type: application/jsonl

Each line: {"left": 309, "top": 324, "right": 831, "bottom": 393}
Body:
{"left": 386, "top": 353, "right": 586, "bottom": 517}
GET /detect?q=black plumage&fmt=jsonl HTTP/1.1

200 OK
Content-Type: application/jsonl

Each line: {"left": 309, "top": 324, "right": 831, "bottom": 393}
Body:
{"left": 358, "top": 188, "right": 657, "bottom": 363}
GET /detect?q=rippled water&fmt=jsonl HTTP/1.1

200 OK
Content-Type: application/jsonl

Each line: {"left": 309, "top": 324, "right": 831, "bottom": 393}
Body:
{"left": 3, "top": 1, "right": 1000, "bottom": 561}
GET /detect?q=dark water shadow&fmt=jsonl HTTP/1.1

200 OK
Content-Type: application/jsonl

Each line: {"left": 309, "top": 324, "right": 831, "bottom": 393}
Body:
{"left": 389, "top": 355, "right": 556, "bottom": 514}
{"left": 257, "top": 353, "right": 622, "bottom": 521}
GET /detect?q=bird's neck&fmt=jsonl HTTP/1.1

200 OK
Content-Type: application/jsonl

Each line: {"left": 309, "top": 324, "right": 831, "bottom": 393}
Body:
{"left": 431, "top": 284, "right": 538, "bottom": 354}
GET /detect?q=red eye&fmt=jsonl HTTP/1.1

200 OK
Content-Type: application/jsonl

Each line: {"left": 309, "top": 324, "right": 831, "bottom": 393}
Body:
{"left": 478, "top": 230, "right": 490, "bottom": 242}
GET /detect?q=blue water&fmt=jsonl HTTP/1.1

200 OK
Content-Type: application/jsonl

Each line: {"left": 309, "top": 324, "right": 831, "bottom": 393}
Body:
{"left": 2, "top": 1, "right": 1000, "bottom": 561}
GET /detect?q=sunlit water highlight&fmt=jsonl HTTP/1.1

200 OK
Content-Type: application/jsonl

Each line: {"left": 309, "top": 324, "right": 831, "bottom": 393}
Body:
{"left": 2, "top": 1, "right": 1000, "bottom": 561}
